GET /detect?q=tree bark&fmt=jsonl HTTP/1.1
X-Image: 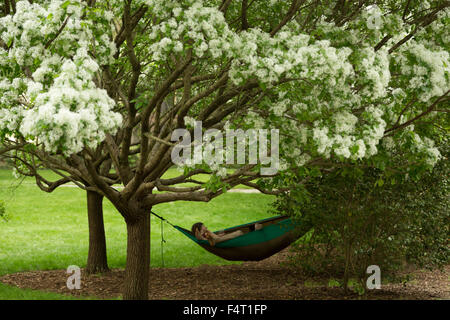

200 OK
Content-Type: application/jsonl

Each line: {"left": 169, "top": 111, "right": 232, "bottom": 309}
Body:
{"left": 123, "top": 212, "right": 151, "bottom": 300}
{"left": 85, "top": 190, "right": 109, "bottom": 274}
{"left": 343, "top": 240, "right": 351, "bottom": 294}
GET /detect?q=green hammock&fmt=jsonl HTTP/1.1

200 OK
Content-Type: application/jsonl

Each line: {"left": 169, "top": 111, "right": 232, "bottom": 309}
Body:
{"left": 166, "top": 215, "right": 307, "bottom": 261}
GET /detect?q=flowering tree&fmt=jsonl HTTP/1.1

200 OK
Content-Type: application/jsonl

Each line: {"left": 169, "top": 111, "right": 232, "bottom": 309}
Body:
{"left": 0, "top": 0, "right": 449, "bottom": 299}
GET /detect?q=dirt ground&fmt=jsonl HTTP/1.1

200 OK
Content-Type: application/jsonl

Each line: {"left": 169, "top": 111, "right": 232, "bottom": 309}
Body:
{"left": 1, "top": 249, "right": 448, "bottom": 300}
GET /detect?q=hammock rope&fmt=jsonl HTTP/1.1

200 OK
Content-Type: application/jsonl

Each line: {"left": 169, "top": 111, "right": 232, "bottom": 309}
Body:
{"left": 160, "top": 218, "right": 166, "bottom": 267}
{"left": 150, "top": 210, "right": 175, "bottom": 227}
{"left": 150, "top": 211, "right": 171, "bottom": 267}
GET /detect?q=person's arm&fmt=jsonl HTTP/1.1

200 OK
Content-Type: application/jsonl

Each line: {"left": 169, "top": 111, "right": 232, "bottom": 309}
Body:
{"left": 204, "top": 229, "right": 244, "bottom": 246}
{"left": 196, "top": 229, "right": 216, "bottom": 246}
{"left": 204, "top": 230, "right": 218, "bottom": 246}
{"left": 214, "top": 230, "right": 244, "bottom": 244}
{"left": 194, "top": 229, "right": 205, "bottom": 240}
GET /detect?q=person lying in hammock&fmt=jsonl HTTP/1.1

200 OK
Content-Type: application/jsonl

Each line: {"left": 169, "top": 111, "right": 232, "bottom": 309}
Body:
{"left": 191, "top": 222, "right": 263, "bottom": 246}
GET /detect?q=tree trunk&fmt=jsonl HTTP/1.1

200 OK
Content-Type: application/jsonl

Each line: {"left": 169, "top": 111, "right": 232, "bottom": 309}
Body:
{"left": 85, "top": 190, "right": 109, "bottom": 274}
{"left": 343, "top": 240, "right": 351, "bottom": 294}
{"left": 123, "top": 213, "right": 151, "bottom": 300}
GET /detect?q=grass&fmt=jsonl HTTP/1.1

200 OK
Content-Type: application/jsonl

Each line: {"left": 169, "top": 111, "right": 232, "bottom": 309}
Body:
{"left": 0, "top": 283, "right": 97, "bottom": 300}
{"left": 0, "top": 168, "right": 275, "bottom": 299}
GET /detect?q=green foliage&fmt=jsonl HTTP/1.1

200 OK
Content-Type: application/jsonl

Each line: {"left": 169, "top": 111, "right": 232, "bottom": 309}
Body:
{"left": 274, "top": 150, "right": 449, "bottom": 294}
{"left": 202, "top": 172, "right": 230, "bottom": 193}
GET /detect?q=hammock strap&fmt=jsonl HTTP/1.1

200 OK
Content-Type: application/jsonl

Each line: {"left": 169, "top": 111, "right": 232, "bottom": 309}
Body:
{"left": 160, "top": 218, "right": 166, "bottom": 268}
{"left": 150, "top": 210, "right": 175, "bottom": 227}
{"left": 150, "top": 210, "right": 173, "bottom": 268}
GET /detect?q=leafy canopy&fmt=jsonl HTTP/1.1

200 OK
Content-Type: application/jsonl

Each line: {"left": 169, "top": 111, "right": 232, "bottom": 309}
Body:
{"left": 0, "top": 0, "right": 448, "bottom": 198}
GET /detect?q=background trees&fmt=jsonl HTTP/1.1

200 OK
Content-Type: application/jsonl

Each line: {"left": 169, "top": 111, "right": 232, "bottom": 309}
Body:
{"left": 0, "top": 0, "right": 448, "bottom": 299}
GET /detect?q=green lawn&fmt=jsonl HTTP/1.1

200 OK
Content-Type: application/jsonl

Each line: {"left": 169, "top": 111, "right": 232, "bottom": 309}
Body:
{"left": 0, "top": 169, "right": 275, "bottom": 299}
{"left": 0, "top": 283, "right": 98, "bottom": 300}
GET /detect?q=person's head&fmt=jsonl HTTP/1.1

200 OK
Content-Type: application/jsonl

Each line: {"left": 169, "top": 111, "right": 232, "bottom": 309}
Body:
{"left": 191, "top": 222, "right": 205, "bottom": 236}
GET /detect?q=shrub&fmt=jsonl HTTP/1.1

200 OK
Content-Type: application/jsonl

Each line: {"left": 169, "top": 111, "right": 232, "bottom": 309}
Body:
{"left": 274, "top": 156, "right": 449, "bottom": 294}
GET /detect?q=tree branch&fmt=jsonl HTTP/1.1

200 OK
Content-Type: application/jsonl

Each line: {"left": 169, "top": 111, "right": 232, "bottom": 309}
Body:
{"left": 384, "top": 90, "right": 450, "bottom": 135}
{"left": 270, "top": 0, "right": 303, "bottom": 36}
{"left": 45, "top": 15, "right": 71, "bottom": 49}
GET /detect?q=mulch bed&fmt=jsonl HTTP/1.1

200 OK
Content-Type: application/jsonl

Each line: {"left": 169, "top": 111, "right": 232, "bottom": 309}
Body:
{"left": 1, "top": 250, "right": 448, "bottom": 300}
